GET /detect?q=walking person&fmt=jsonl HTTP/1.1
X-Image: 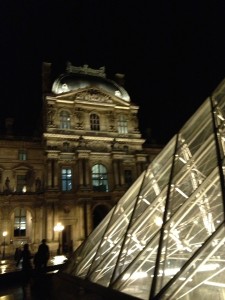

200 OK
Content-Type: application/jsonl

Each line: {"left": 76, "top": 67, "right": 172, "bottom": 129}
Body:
{"left": 16, "top": 243, "right": 33, "bottom": 298}
{"left": 14, "top": 246, "right": 22, "bottom": 261}
{"left": 35, "top": 239, "right": 50, "bottom": 274}
{"left": 32, "top": 239, "right": 51, "bottom": 298}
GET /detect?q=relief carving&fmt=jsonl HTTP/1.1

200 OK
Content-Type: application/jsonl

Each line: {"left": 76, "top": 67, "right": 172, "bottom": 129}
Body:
{"left": 77, "top": 136, "right": 86, "bottom": 148}
{"left": 89, "top": 141, "right": 108, "bottom": 151}
{"left": 131, "top": 113, "right": 139, "bottom": 132}
{"left": 74, "top": 108, "right": 84, "bottom": 129}
{"left": 108, "top": 111, "right": 116, "bottom": 131}
{"left": 74, "top": 89, "right": 112, "bottom": 103}
{"left": 47, "top": 104, "right": 56, "bottom": 126}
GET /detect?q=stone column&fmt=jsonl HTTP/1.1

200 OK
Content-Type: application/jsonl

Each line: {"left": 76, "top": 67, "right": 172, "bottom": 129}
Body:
{"left": 84, "top": 158, "right": 90, "bottom": 186}
{"left": 47, "top": 160, "right": 52, "bottom": 188}
{"left": 33, "top": 208, "right": 39, "bottom": 244}
{"left": 86, "top": 201, "right": 92, "bottom": 235}
{"left": 78, "top": 159, "right": 84, "bottom": 187}
{"left": 83, "top": 201, "right": 88, "bottom": 238}
{"left": 136, "top": 162, "right": 142, "bottom": 177}
{"left": 54, "top": 160, "right": 59, "bottom": 189}
{"left": 113, "top": 160, "right": 119, "bottom": 187}
{"left": 52, "top": 160, "right": 55, "bottom": 188}
{"left": 46, "top": 203, "right": 54, "bottom": 242}
{"left": 119, "top": 160, "right": 125, "bottom": 186}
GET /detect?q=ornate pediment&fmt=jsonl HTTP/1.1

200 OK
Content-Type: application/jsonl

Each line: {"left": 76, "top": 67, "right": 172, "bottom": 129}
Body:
{"left": 54, "top": 87, "right": 129, "bottom": 106}
{"left": 54, "top": 88, "right": 113, "bottom": 103}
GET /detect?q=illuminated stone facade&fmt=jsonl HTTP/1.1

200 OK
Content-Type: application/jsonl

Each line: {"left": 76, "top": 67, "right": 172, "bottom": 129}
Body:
{"left": 0, "top": 63, "right": 161, "bottom": 257}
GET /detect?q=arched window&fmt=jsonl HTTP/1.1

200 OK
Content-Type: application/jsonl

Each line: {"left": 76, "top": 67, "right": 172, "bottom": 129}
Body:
{"left": 61, "top": 168, "right": 72, "bottom": 191}
{"left": 90, "top": 113, "right": 100, "bottom": 131}
{"left": 118, "top": 114, "right": 128, "bottom": 134}
{"left": 14, "top": 208, "right": 26, "bottom": 237}
{"left": 92, "top": 164, "right": 108, "bottom": 192}
{"left": 60, "top": 111, "right": 71, "bottom": 129}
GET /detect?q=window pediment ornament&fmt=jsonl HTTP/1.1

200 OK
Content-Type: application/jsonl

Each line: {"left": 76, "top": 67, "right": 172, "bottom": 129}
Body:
{"left": 74, "top": 89, "right": 113, "bottom": 103}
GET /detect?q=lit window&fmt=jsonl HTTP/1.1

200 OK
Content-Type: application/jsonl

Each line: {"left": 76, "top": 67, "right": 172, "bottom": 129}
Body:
{"left": 18, "top": 149, "right": 27, "bottom": 160}
{"left": 90, "top": 113, "right": 100, "bottom": 131}
{"left": 17, "top": 175, "right": 26, "bottom": 192}
{"left": 14, "top": 208, "right": 26, "bottom": 237}
{"left": 60, "top": 111, "right": 71, "bottom": 129}
{"left": 62, "top": 83, "right": 69, "bottom": 92}
{"left": 118, "top": 115, "right": 128, "bottom": 134}
{"left": 92, "top": 164, "right": 108, "bottom": 192}
{"left": 115, "top": 90, "right": 121, "bottom": 97}
{"left": 61, "top": 168, "right": 72, "bottom": 191}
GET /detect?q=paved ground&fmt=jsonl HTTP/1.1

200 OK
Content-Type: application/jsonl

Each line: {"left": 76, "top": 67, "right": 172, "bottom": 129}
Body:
{"left": 0, "top": 257, "right": 135, "bottom": 300}
{"left": 0, "top": 256, "right": 65, "bottom": 300}
{"left": 0, "top": 272, "right": 54, "bottom": 300}
{"left": 0, "top": 273, "right": 104, "bottom": 300}
{"left": 0, "top": 258, "right": 103, "bottom": 300}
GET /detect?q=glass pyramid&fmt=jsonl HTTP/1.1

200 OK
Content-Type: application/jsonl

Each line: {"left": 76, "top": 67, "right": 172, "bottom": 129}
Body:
{"left": 59, "top": 78, "right": 225, "bottom": 300}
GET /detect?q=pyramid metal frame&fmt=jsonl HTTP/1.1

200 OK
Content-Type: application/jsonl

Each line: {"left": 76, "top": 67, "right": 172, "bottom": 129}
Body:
{"left": 60, "top": 78, "right": 225, "bottom": 299}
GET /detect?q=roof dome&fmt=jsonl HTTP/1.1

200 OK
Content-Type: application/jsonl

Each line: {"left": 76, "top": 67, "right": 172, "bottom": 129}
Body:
{"left": 52, "top": 63, "right": 130, "bottom": 102}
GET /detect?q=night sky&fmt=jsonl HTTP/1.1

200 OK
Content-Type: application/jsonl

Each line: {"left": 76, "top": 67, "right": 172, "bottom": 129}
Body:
{"left": 0, "top": 1, "right": 225, "bottom": 144}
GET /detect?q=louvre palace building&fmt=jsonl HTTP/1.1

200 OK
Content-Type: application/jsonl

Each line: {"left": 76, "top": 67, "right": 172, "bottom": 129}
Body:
{"left": 0, "top": 62, "right": 161, "bottom": 256}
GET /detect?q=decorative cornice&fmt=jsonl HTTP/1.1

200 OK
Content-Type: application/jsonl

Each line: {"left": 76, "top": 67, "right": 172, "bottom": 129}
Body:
{"left": 43, "top": 133, "right": 80, "bottom": 139}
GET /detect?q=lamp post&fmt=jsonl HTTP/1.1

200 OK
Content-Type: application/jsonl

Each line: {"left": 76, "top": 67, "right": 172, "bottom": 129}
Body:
{"left": 2, "top": 231, "right": 7, "bottom": 260}
{"left": 54, "top": 223, "right": 64, "bottom": 255}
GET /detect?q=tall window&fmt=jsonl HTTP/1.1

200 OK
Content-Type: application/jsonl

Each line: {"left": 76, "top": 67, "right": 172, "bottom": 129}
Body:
{"left": 61, "top": 168, "right": 72, "bottom": 191}
{"left": 17, "top": 175, "right": 26, "bottom": 192}
{"left": 92, "top": 164, "right": 108, "bottom": 192}
{"left": 124, "top": 170, "right": 133, "bottom": 187}
{"left": 60, "top": 111, "right": 71, "bottom": 129}
{"left": 118, "top": 115, "right": 128, "bottom": 134}
{"left": 18, "top": 149, "right": 27, "bottom": 160}
{"left": 90, "top": 113, "right": 100, "bottom": 131}
{"left": 14, "top": 208, "right": 26, "bottom": 237}
{"left": 63, "top": 142, "right": 70, "bottom": 152}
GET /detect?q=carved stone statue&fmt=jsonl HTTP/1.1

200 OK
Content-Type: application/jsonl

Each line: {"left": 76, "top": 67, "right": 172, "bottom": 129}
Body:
{"left": 47, "top": 105, "right": 55, "bottom": 125}
{"left": 35, "top": 177, "right": 41, "bottom": 192}
{"left": 5, "top": 177, "right": 10, "bottom": 190}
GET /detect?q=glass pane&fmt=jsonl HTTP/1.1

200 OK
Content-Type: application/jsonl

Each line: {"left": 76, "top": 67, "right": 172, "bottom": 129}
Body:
{"left": 60, "top": 81, "right": 225, "bottom": 300}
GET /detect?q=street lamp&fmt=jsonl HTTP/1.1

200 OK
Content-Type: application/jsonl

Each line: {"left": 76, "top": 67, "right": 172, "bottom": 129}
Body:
{"left": 2, "top": 231, "right": 7, "bottom": 260}
{"left": 54, "top": 223, "right": 64, "bottom": 255}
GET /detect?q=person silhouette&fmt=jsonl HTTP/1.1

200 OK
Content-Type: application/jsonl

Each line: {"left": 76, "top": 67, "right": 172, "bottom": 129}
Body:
{"left": 34, "top": 239, "right": 50, "bottom": 274}
{"left": 16, "top": 243, "right": 33, "bottom": 297}
{"left": 14, "top": 247, "right": 22, "bottom": 261}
